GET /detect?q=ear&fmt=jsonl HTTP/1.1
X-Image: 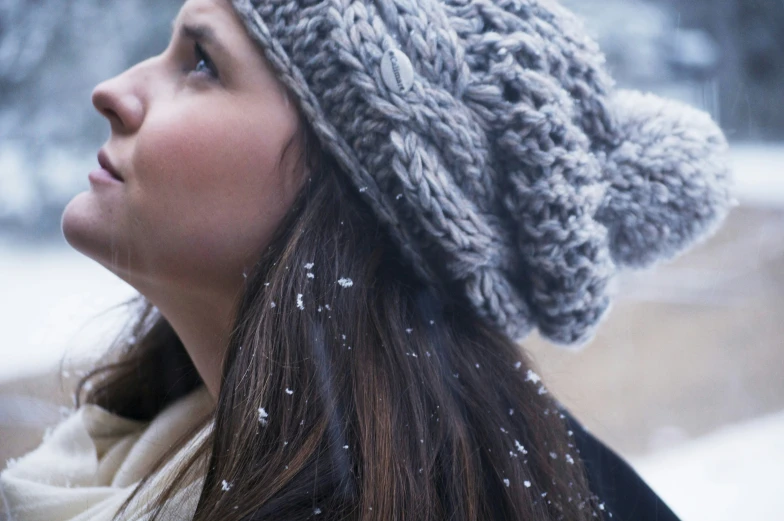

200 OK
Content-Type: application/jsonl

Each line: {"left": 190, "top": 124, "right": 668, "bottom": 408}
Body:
{"left": 595, "top": 89, "right": 737, "bottom": 269}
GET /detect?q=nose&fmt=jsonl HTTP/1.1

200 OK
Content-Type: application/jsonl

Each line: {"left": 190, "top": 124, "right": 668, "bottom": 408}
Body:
{"left": 91, "top": 63, "right": 148, "bottom": 135}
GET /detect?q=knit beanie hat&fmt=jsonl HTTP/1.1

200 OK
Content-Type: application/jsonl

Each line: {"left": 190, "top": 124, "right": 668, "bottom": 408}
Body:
{"left": 231, "top": 0, "right": 736, "bottom": 349}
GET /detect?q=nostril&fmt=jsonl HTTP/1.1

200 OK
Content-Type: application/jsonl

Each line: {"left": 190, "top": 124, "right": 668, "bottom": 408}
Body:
{"left": 100, "top": 106, "right": 121, "bottom": 124}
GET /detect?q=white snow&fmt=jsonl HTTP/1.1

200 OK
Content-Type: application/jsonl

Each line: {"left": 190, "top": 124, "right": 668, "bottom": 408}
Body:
{"left": 525, "top": 369, "right": 541, "bottom": 384}
{"left": 257, "top": 407, "right": 269, "bottom": 425}
{"left": 0, "top": 242, "right": 136, "bottom": 381}
{"left": 630, "top": 409, "right": 784, "bottom": 521}
{"left": 337, "top": 278, "right": 353, "bottom": 288}
{"left": 728, "top": 145, "right": 784, "bottom": 207}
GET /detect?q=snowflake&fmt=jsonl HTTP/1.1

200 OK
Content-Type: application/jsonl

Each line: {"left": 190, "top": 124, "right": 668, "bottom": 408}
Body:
{"left": 221, "top": 480, "right": 233, "bottom": 491}
{"left": 524, "top": 480, "right": 532, "bottom": 488}
{"left": 258, "top": 407, "right": 269, "bottom": 425}
{"left": 304, "top": 262, "right": 315, "bottom": 269}
{"left": 285, "top": 388, "right": 294, "bottom": 395}
{"left": 337, "top": 278, "right": 353, "bottom": 287}
{"left": 503, "top": 478, "right": 510, "bottom": 487}
{"left": 525, "top": 369, "right": 541, "bottom": 384}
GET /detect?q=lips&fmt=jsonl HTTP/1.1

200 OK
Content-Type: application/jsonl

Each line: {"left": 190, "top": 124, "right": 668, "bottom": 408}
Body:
{"left": 97, "top": 149, "right": 124, "bottom": 182}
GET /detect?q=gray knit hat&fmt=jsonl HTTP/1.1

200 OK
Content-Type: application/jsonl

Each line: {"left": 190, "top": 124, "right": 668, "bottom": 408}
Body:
{"left": 231, "top": 0, "right": 736, "bottom": 348}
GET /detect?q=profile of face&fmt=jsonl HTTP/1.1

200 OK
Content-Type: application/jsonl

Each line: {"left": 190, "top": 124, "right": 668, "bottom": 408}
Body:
{"left": 62, "top": 0, "right": 303, "bottom": 308}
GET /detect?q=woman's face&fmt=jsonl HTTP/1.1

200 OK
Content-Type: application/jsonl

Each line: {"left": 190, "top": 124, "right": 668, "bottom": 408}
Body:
{"left": 62, "top": 0, "right": 302, "bottom": 301}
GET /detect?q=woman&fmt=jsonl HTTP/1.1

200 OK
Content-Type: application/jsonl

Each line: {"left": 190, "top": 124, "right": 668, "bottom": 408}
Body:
{"left": 0, "top": 0, "right": 734, "bottom": 519}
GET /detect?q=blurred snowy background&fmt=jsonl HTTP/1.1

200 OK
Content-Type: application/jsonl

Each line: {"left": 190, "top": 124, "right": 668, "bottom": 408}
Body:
{"left": 1, "top": 0, "right": 783, "bottom": 519}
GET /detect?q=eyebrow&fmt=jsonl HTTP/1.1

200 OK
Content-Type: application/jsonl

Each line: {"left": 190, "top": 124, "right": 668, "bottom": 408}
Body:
{"left": 173, "top": 20, "right": 230, "bottom": 58}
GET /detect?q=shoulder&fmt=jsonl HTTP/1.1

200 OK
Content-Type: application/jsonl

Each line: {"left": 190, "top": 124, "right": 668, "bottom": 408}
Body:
{"left": 561, "top": 408, "right": 682, "bottom": 521}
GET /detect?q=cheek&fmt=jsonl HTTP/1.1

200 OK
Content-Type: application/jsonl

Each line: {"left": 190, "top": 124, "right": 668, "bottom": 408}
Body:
{"left": 129, "top": 102, "right": 299, "bottom": 279}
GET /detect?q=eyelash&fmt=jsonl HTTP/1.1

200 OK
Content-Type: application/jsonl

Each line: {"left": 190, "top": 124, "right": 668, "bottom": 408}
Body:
{"left": 191, "top": 42, "right": 219, "bottom": 81}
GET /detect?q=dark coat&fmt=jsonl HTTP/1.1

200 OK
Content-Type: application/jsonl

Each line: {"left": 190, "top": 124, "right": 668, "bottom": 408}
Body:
{"left": 562, "top": 408, "right": 681, "bottom": 521}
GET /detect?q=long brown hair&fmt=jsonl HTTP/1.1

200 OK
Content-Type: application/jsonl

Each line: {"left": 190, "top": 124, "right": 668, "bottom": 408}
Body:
{"left": 72, "top": 108, "right": 604, "bottom": 520}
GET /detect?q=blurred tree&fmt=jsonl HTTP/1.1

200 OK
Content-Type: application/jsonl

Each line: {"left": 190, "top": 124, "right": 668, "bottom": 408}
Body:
{"left": 0, "top": 0, "right": 180, "bottom": 237}
{"left": 664, "top": 0, "right": 784, "bottom": 140}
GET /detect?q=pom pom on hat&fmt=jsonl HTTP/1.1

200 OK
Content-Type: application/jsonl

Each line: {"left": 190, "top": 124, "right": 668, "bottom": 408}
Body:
{"left": 596, "top": 89, "right": 735, "bottom": 269}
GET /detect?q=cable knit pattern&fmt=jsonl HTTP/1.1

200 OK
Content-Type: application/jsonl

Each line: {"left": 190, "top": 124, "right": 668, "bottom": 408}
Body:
{"left": 231, "top": 0, "right": 735, "bottom": 348}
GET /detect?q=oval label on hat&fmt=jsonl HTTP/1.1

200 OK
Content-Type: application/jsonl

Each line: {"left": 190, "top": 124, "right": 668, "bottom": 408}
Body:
{"left": 380, "top": 48, "right": 414, "bottom": 94}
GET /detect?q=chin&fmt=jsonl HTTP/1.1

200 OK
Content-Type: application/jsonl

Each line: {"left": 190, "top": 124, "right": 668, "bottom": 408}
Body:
{"left": 62, "top": 192, "right": 89, "bottom": 245}
{"left": 62, "top": 192, "right": 120, "bottom": 268}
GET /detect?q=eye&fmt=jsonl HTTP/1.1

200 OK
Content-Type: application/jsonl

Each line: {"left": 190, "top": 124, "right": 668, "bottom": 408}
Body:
{"left": 191, "top": 42, "right": 219, "bottom": 80}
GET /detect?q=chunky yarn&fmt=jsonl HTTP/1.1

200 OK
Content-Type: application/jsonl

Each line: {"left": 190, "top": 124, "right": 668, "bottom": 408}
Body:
{"left": 231, "top": 0, "right": 735, "bottom": 348}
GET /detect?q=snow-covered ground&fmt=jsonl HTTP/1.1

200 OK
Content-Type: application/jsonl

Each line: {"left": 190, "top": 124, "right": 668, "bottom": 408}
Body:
{"left": 0, "top": 240, "right": 136, "bottom": 378}
{"left": 632, "top": 409, "right": 784, "bottom": 521}
{"left": 728, "top": 144, "right": 784, "bottom": 207}
{"left": 0, "top": 242, "right": 781, "bottom": 519}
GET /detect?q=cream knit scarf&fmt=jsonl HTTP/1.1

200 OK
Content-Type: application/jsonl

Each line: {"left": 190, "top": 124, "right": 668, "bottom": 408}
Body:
{"left": 1, "top": 386, "right": 214, "bottom": 521}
